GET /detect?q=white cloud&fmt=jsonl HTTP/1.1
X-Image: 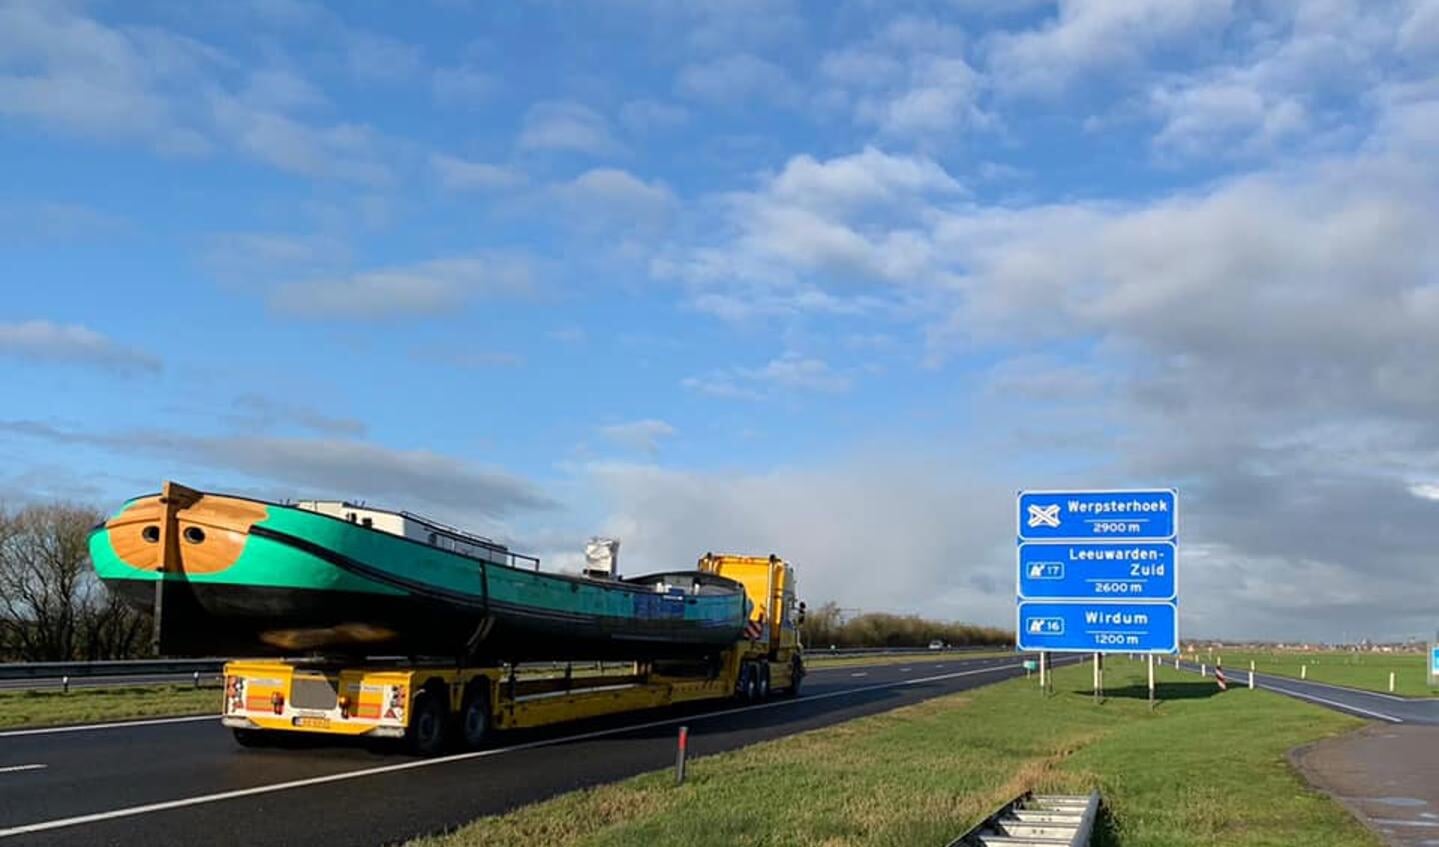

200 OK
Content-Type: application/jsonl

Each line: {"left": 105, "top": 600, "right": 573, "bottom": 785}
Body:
{"left": 1409, "top": 482, "right": 1439, "bottom": 501}
{"left": 229, "top": 392, "right": 367, "bottom": 437}
{"left": 1400, "top": 0, "right": 1439, "bottom": 57}
{"left": 599, "top": 419, "right": 677, "bottom": 453}
{"left": 683, "top": 352, "right": 851, "bottom": 398}
{"left": 208, "top": 89, "right": 390, "bottom": 184}
{"left": 676, "top": 53, "right": 799, "bottom": 106}
{"left": 1150, "top": 78, "right": 1309, "bottom": 158}
{"left": 429, "top": 153, "right": 526, "bottom": 191}
{"left": 555, "top": 168, "right": 676, "bottom": 227}
{"left": 581, "top": 456, "right": 1011, "bottom": 622}
{"left": 986, "top": 0, "right": 1234, "bottom": 96}
{"left": 0, "top": 321, "right": 160, "bottom": 374}
{"left": 769, "top": 146, "right": 962, "bottom": 210}
{"left": 517, "top": 100, "right": 621, "bottom": 156}
{"left": 269, "top": 254, "right": 533, "bottom": 319}
{"left": 0, "top": 420, "right": 555, "bottom": 520}
{"left": 0, "top": 2, "right": 212, "bottom": 153}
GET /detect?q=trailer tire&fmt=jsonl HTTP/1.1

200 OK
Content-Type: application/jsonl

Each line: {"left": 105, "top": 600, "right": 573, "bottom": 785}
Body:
{"left": 757, "top": 663, "right": 771, "bottom": 701}
{"left": 405, "top": 686, "right": 449, "bottom": 756}
{"left": 459, "top": 680, "right": 491, "bottom": 750}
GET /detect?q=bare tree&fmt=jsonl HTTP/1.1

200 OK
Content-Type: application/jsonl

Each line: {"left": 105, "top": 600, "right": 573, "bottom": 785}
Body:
{"left": 0, "top": 502, "right": 149, "bottom": 661}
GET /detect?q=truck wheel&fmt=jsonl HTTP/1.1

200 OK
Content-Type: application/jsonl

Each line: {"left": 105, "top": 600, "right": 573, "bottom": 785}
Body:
{"left": 405, "top": 688, "right": 449, "bottom": 756}
{"left": 785, "top": 658, "right": 804, "bottom": 698}
{"left": 459, "top": 681, "right": 490, "bottom": 750}
{"left": 232, "top": 728, "right": 269, "bottom": 748}
{"left": 758, "top": 663, "right": 771, "bottom": 701}
{"left": 745, "top": 662, "right": 761, "bottom": 702}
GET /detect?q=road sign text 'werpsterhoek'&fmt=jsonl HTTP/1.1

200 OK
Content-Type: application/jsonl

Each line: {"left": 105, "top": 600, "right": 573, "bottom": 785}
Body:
{"left": 1017, "top": 489, "right": 1177, "bottom": 541}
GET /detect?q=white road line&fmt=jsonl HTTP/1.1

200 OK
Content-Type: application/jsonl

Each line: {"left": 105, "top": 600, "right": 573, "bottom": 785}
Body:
{"left": 1259, "top": 683, "right": 1404, "bottom": 723}
{"left": 0, "top": 662, "right": 1028, "bottom": 839}
{"left": 901, "top": 668, "right": 912, "bottom": 672}
{"left": 0, "top": 764, "right": 46, "bottom": 774}
{"left": 0, "top": 715, "right": 213, "bottom": 739}
{"left": 1176, "top": 662, "right": 1405, "bottom": 724}
{"left": 849, "top": 672, "right": 868, "bottom": 677}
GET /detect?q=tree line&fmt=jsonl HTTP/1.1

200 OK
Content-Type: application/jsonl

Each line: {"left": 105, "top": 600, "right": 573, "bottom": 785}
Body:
{"left": 801, "top": 601, "right": 1011, "bottom": 649}
{"left": 0, "top": 503, "right": 152, "bottom": 662}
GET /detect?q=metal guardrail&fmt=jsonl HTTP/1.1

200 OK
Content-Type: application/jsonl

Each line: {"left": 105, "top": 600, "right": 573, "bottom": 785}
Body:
{"left": 809, "top": 645, "right": 1009, "bottom": 657}
{"left": 0, "top": 658, "right": 225, "bottom": 681}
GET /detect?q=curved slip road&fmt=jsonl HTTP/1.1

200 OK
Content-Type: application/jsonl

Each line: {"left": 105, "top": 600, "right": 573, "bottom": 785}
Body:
{"left": 0, "top": 654, "right": 1076, "bottom": 846}
{"left": 1173, "top": 660, "right": 1439, "bottom": 724}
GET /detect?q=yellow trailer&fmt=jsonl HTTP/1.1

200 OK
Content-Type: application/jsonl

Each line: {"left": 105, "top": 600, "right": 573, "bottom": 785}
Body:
{"left": 221, "top": 553, "right": 806, "bottom": 755}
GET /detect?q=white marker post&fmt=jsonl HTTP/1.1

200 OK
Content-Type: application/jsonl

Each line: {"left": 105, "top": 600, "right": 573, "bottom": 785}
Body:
{"left": 1389, "top": 672, "right": 1396, "bottom": 693}
{"left": 1147, "top": 654, "right": 1155, "bottom": 710}
{"left": 1301, "top": 664, "right": 1307, "bottom": 680}
{"left": 1249, "top": 660, "right": 1255, "bottom": 690}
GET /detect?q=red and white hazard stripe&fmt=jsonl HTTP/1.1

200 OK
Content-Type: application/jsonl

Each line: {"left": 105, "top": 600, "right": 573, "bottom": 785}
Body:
{"left": 1216, "top": 666, "right": 1227, "bottom": 691}
{"left": 744, "top": 614, "right": 765, "bottom": 640}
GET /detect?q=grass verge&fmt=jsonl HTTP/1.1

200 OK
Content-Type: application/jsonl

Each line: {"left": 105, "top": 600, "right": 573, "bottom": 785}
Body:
{"left": 1189, "top": 649, "right": 1437, "bottom": 697}
{"left": 409, "top": 660, "right": 1375, "bottom": 847}
{"left": 0, "top": 684, "right": 221, "bottom": 729}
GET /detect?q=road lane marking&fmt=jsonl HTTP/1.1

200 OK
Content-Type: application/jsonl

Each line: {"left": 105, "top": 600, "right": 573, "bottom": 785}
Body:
{"left": 1258, "top": 683, "right": 1404, "bottom": 723}
{"left": 0, "top": 715, "right": 213, "bottom": 738}
{"left": 849, "top": 672, "right": 868, "bottom": 677}
{"left": 1176, "top": 662, "right": 1405, "bottom": 723}
{"left": 0, "top": 659, "right": 1068, "bottom": 839}
{"left": 0, "top": 765, "right": 46, "bottom": 774}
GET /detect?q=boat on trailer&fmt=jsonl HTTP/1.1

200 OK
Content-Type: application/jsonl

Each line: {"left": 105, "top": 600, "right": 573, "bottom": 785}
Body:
{"left": 89, "top": 482, "right": 750, "bottom": 660}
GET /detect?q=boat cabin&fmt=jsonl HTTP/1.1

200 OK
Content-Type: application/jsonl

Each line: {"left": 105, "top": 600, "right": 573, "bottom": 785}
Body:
{"left": 293, "top": 500, "right": 529, "bottom": 568}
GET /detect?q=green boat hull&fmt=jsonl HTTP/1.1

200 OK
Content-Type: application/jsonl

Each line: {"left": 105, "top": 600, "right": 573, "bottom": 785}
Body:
{"left": 91, "top": 487, "right": 749, "bottom": 660}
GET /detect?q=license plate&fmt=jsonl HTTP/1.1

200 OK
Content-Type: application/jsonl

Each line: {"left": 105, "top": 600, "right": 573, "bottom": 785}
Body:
{"left": 293, "top": 716, "right": 331, "bottom": 729}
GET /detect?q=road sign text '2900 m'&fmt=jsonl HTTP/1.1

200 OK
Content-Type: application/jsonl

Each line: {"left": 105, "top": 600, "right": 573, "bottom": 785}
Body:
{"left": 1017, "top": 489, "right": 1176, "bottom": 541}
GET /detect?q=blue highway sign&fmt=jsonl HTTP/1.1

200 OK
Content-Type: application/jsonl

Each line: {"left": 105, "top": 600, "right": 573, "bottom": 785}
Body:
{"left": 1017, "top": 601, "right": 1178, "bottom": 653}
{"left": 1432, "top": 647, "right": 1439, "bottom": 674}
{"left": 1017, "top": 489, "right": 1176, "bottom": 541}
{"left": 1018, "top": 541, "right": 1176, "bottom": 600}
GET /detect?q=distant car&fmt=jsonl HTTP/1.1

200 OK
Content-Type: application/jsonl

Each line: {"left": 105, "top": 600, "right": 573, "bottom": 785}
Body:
{"left": 928, "top": 640, "right": 944, "bottom": 650}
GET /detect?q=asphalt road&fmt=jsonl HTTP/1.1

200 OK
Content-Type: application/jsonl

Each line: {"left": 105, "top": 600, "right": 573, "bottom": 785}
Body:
{"left": 1174, "top": 660, "right": 1439, "bottom": 724}
{"left": 0, "top": 654, "right": 1075, "bottom": 846}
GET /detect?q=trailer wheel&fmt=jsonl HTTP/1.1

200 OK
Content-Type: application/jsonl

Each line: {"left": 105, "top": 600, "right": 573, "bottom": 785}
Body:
{"left": 232, "top": 728, "right": 269, "bottom": 748}
{"left": 459, "top": 680, "right": 491, "bottom": 750}
{"left": 742, "top": 662, "right": 760, "bottom": 702}
{"left": 757, "top": 663, "right": 771, "bottom": 701}
{"left": 405, "top": 686, "right": 449, "bottom": 756}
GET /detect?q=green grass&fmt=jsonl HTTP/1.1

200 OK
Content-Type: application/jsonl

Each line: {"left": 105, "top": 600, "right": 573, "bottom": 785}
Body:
{"left": 410, "top": 659, "right": 1375, "bottom": 847}
{"left": 0, "top": 684, "right": 221, "bottom": 729}
{"left": 1190, "top": 648, "right": 1437, "bottom": 697}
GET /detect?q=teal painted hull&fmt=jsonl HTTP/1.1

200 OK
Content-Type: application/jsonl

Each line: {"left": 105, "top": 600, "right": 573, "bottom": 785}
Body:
{"left": 92, "top": 490, "right": 750, "bottom": 660}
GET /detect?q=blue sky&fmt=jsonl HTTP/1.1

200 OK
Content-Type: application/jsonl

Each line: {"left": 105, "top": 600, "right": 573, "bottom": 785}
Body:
{"left": 3, "top": 0, "right": 1438, "bottom": 640}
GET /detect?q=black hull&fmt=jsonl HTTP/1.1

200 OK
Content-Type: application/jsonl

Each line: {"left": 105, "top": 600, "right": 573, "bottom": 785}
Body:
{"left": 108, "top": 578, "right": 742, "bottom": 662}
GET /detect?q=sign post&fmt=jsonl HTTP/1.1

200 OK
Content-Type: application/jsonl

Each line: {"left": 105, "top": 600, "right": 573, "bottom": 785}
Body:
{"left": 1016, "top": 489, "right": 1179, "bottom": 703}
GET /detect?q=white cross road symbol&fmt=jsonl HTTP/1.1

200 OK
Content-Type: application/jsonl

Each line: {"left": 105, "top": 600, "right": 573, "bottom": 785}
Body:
{"left": 1026, "top": 503, "right": 1061, "bottom": 528}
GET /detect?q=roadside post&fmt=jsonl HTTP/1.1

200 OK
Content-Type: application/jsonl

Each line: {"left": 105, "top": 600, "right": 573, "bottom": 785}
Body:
{"left": 1389, "top": 672, "right": 1395, "bottom": 693}
{"left": 1016, "top": 489, "right": 1179, "bottom": 706}
{"left": 1147, "top": 654, "right": 1155, "bottom": 709}
{"left": 1249, "top": 660, "right": 1255, "bottom": 690}
{"left": 675, "top": 725, "right": 688, "bottom": 785}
